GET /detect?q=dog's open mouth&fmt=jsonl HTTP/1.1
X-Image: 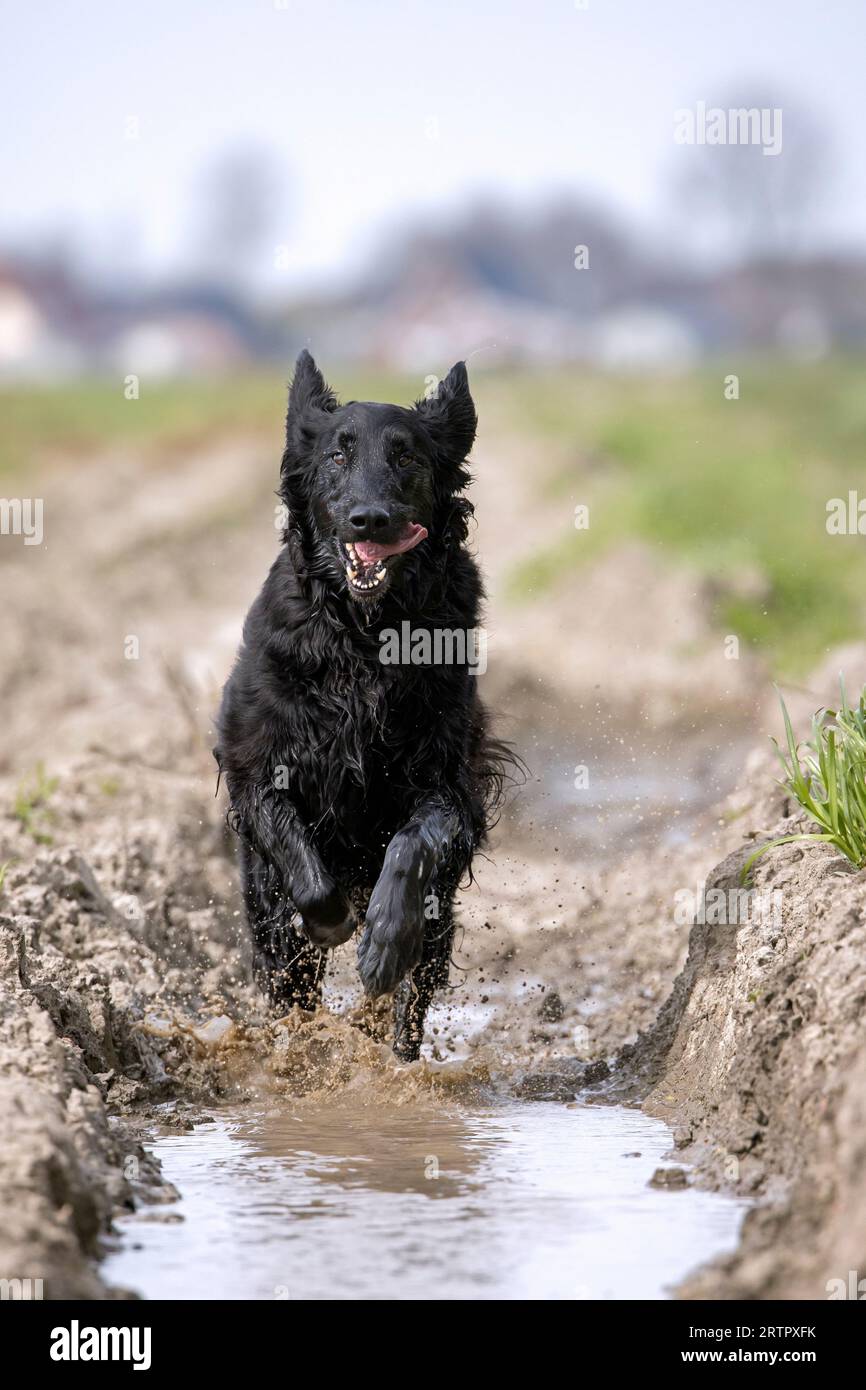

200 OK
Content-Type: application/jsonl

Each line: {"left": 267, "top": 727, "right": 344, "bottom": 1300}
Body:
{"left": 341, "top": 523, "right": 428, "bottom": 595}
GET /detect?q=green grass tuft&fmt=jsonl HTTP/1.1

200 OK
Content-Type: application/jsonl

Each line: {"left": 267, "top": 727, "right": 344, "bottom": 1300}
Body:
{"left": 13, "top": 762, "right": 59, "bottom": 844}
{"left": 742, "top": 676, "right": 866, "bottom": 880}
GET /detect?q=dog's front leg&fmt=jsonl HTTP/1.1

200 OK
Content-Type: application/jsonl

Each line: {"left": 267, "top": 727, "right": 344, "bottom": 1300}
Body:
{"left": 357, "top": 798, "right": 462, "bottom": 998}
{"left": 237, "top": 787, "right": 356, "bottom": 948}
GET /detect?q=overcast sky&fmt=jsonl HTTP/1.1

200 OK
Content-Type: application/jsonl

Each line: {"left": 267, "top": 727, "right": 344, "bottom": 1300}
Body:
{"left": 2, "top": 0, "right": 864, "bottom": 291}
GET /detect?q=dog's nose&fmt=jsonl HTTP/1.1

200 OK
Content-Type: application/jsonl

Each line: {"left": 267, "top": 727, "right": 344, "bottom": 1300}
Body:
{"left": 348, "top": 506, "right": 390, "bottom": 534}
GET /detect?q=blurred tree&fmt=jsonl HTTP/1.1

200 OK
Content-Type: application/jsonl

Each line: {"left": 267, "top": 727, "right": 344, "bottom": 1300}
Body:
{"left": 192, "top": 145, "right": 289, "bottom": 294}
{"left": 371, "top": 196, "right": 644, "bottom": 317}
{"left": 670, "top": 92, "right": 832, "bottom": 263}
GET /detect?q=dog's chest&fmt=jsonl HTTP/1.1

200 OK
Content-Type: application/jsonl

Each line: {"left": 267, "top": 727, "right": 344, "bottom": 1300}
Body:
{"left": 293, "top": 660, "right": 439, "bottom": 824}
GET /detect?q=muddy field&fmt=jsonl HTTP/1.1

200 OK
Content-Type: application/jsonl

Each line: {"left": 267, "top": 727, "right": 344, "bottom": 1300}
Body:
{"left": 1, "top": 404, "right": 865, "bottom": 1299}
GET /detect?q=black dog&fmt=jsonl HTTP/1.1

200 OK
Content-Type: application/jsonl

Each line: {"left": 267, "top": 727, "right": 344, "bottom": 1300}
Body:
{"left": 215, "top": 352, "right": 511, "bottom": 1060}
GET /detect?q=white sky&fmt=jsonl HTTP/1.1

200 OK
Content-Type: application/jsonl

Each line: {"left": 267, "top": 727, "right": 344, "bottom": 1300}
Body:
{"left": 2, "top": 0, "right": 864, "bottom": 292}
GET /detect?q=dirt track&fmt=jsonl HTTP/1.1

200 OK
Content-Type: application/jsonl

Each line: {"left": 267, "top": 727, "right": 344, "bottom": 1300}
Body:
{"left": 2, "top": 427, "right": 863, "bottom": 1298}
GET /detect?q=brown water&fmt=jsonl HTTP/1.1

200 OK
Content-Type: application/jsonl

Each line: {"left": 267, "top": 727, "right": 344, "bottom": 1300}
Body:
{"left": 104, "top": 1096, "right": 746, "bottom": 1300}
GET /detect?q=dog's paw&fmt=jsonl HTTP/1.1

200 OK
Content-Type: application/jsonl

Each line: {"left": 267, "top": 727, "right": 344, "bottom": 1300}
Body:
{"left": 357, "top": 921, "right": 422, "bottom": 997}
{"left": 295, "top": 881, "right": 357, "bottom": 950}
{"left": 357, "top": 875, "right": 425, "bottom": 998}
{"left": 392, "top": 1031, "right": 422, "bottom": 1064}
{"left": 300, "top": 909, "right": 357, "bottom": 949}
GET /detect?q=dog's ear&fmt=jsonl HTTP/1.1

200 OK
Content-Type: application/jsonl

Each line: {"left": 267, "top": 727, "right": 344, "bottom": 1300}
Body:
{"left": 286, "top": 350, "right": 338, "bottom": 444}
{"left": 414, "top": 362, "right": 477, "bottom": 474}
{"left": 282, "top": 353, "right": 339, "bottom": 520}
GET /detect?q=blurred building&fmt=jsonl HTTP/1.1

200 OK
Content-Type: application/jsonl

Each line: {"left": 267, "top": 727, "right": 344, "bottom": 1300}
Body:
{"left": 2, "top": 214, "right": 866, "bottom": 380}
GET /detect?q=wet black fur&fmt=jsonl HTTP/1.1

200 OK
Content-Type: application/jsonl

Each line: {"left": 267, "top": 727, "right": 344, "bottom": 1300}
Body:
{"left": 215, "top": 352, "right": 513, "bottom": 1060}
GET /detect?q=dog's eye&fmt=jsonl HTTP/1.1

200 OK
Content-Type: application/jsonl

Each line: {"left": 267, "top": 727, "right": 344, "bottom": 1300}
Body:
{"left": 398, "top": 453, "right": 414, "bottom": 468}
{"left": 330, "top": 450, "right": 346, "bottom": 465}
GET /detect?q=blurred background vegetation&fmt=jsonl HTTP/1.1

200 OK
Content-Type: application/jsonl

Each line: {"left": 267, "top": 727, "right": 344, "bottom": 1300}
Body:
{"left": 4, "top": 357, "right": 865, "bottom": 678}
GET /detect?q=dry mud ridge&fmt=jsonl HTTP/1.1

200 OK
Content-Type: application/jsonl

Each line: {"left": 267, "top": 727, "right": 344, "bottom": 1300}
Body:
{"left": 621, "top": 771, "right": 866, "bottom": 1301}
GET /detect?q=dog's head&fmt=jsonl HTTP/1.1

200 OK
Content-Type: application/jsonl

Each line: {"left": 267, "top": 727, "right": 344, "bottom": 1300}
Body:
{"left": 280, "top": 351, "right": 476, "bottom": 606}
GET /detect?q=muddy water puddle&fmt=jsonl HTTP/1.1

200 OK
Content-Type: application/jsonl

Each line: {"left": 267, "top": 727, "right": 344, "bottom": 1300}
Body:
{"left": 104, "top": 717, "right": 754, "bottom": 1300}
{"left": 104, "top": 1098, "right": 746, "bottom": 1300}
{"left": 507, "top": 722, "right": 756, "bottom": 859}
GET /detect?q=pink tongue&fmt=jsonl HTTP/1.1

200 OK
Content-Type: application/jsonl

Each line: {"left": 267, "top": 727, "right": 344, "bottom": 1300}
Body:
{"left": 354, "top": 523, "right": 428, "bottom": 567}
